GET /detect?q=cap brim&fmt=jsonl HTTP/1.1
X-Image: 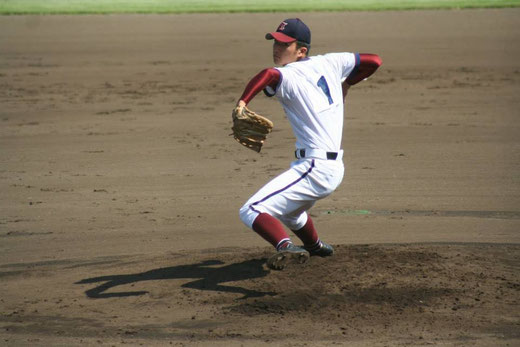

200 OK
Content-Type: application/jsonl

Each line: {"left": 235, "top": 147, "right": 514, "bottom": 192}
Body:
{"left": 265, "top": 32, "right": 296, "bottom": 43}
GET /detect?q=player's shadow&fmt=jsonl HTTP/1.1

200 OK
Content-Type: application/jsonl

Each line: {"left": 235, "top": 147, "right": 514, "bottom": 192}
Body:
{"left": 75, "top": 258, "right": 275, "bottom": 299}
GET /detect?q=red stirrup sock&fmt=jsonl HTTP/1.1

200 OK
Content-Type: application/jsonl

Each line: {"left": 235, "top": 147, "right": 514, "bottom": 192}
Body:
{"left": 292, "top": 216, "right": 319, "bottom": 247}
{"left": 252, "top": 213, "right": 291, "bottom": 249}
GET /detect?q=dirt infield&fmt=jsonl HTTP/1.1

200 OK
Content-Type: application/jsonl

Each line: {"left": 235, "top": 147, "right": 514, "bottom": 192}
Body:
{"left": 1, "top": 9, "right": 519, "bottom": 346}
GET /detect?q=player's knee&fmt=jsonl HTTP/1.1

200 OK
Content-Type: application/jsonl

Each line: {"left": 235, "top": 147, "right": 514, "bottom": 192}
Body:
{"left": 239, "top": 204, "right": 256, "bottom": 228}
{"left": 281, "top": 212, "right": 307, "bottom": 231}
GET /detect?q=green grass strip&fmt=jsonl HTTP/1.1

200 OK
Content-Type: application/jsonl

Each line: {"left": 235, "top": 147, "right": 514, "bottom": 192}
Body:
{"left": 1, "top": 0, "right": 519, "bottom": 15}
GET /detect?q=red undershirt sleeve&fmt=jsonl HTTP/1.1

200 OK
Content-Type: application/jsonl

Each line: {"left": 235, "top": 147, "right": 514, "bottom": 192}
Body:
{"left": 345, "top": 53, "right": 382, "bottom": 85}
{"left": 239, "top": 68, "right": 281, "bottom": 104}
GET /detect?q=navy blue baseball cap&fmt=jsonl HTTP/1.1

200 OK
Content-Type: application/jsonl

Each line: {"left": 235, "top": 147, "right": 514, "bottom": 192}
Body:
{"left": 265, "top": 18, "right": 311, "bottom": 45}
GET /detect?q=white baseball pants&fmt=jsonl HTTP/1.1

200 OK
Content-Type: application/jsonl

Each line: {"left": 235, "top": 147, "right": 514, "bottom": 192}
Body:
{"left": 239, "top": 157, "right": 344, "bottom": 230}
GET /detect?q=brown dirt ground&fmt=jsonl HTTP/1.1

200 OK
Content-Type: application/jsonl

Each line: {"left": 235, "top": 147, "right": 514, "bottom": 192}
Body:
{"left": 1, "top": 9, "right": 519, "bottom": 346}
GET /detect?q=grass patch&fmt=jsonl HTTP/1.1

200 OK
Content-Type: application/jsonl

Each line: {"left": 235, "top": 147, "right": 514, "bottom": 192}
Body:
{"left": 0, "top": 0, "right": 519, "bottom": 15}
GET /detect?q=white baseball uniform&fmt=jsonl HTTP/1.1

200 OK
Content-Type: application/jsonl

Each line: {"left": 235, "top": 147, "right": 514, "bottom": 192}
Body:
{"left": 239, "top": 52, "right": 359, "bottom": 230}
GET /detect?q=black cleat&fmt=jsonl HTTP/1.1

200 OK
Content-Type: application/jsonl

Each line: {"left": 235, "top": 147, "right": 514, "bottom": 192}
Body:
{"left": 267, "top": 243, "right": 310, "bottom": 270}
{"left": 305, "top": 241, "right": 334, "bottom": 257}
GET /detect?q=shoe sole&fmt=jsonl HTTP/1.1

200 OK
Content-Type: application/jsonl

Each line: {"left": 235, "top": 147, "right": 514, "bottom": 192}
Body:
{"left": 267, "top": 249, "right": 310, "bottom": 270}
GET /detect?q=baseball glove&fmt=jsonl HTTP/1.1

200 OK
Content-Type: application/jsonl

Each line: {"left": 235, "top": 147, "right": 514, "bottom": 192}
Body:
{"left": 231, "top": 105, "right": 274, "bottom": 153}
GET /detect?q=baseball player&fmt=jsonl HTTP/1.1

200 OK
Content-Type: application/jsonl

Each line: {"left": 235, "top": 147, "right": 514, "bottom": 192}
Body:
{"left": 235, "top": 18, "right": 382, "bottom": 270}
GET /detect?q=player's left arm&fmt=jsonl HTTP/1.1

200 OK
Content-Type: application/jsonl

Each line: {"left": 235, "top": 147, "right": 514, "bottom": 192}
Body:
{"left": 237, "top": 68, "right": 281, "bottom": 107}
{"left": 342, "top": 53, "right": 382, "bottom": 99}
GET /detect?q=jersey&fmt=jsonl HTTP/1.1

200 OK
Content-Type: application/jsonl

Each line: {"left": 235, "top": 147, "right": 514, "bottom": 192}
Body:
{"left": 265, "top": 53, "right": 359, "bottom": 152}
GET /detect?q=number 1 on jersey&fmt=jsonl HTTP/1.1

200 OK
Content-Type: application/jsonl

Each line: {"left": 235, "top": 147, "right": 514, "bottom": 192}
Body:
{"left": 317, "top": 76, "right": 333, "bottom": 105}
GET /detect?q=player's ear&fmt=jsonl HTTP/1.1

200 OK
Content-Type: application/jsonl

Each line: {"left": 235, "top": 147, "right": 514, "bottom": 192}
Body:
{"left": 297, "top": 46, "right": 308, "bottom": 57}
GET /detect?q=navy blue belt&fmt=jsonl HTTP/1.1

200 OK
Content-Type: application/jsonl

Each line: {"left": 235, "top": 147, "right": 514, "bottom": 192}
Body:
{"left": 295, "top": 149, "right": 338, "bottom": 160}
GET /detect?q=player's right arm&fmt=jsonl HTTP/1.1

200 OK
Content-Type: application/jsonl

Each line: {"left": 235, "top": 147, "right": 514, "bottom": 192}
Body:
{"left": 342, "top": 53, "right": 382, "bottom": 99}
{"left": 237, "top": 68, "right": 281, "bottom": 106}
